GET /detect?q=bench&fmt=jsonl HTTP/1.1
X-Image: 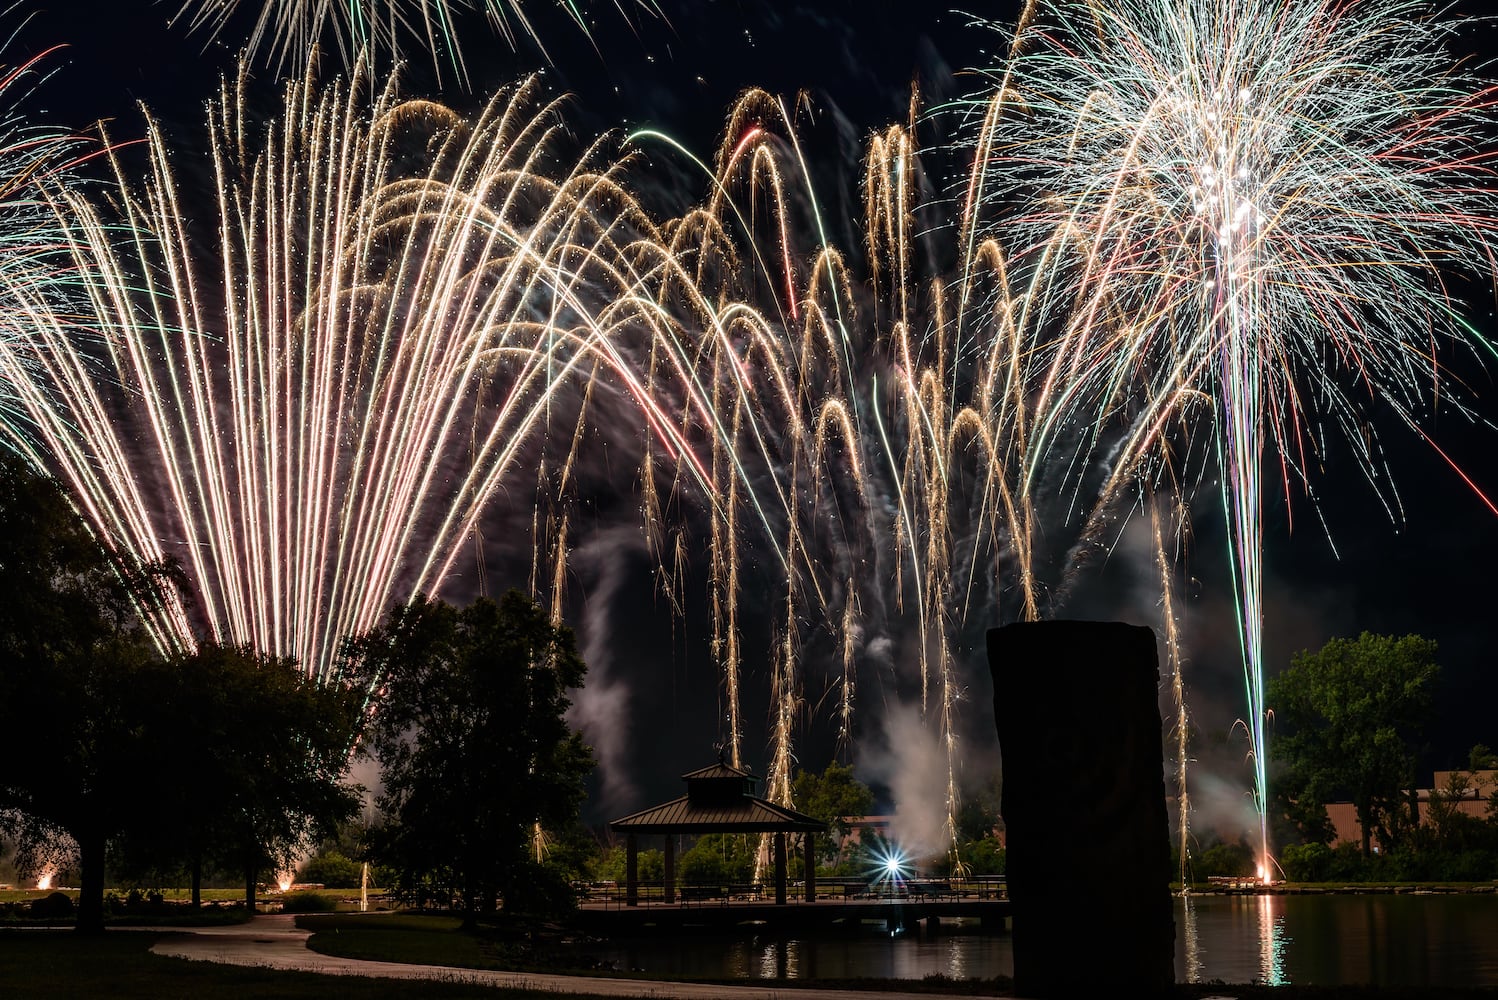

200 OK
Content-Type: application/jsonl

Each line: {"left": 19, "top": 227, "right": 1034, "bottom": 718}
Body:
{"left": 680, "top": 885, "right": 726, "bottom": 902}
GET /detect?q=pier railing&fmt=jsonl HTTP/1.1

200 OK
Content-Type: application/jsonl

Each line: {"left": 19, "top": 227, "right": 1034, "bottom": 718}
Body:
{"left": 574, "top": 875, "right": 1006, "bottom": 910}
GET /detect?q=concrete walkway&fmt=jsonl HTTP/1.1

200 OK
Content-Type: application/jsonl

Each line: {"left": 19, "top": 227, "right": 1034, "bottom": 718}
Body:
{"left": 148, "top": 913, "right": 973, "bottom": 999}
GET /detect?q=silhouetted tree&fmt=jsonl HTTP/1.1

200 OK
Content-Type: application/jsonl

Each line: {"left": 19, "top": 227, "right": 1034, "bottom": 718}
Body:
{"left": 0, "top": 454, "right": 180, "bottom": 933}
{"left": 348, "top": 590, "right": 593, "bottom": 928}
{"left": 1268, "top": 632, "right": 1439, "bottom": 859}
{"left": 123, "top": 642, "right": 365, "bottom": 910}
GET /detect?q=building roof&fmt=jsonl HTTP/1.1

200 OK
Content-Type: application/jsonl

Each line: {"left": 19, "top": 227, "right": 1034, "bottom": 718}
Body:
{"left": 608, "top": 757, "right": 827, "bottom": 834}
{"left": 680, "top": 761, "right": 756, "bottom": 781}
{"left": 609, "top": 794, "right": 825, "bottom": 834}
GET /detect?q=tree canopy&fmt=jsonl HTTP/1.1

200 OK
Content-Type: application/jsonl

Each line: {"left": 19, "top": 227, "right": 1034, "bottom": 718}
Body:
{"left": 0, "top": 454, "right": 179, "bottom": 932}
{"left": 125, "top": 642, "right": 365, "bottom": 910}
{"left": 348, "top": 590, "right": 594, "bottom": 926}
{"left": 0, "top": 453, "right": 364, "bottom": 926}
{"left": 793, "top": 761, "right": 875, "bottom": 870}
{"left": 1268, "top": 631, "right": 1440, "bottom": 858}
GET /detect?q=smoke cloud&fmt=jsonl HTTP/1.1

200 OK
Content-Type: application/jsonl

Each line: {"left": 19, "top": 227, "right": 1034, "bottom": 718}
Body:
{"left": 860, "top": 702, "right": 952, "bottom": 859}
{"left": 567, "top": 523, "right": 650, "bottom": 816}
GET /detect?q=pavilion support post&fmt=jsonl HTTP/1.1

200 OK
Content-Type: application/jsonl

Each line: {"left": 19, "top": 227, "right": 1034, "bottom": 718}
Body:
{"left": 774, "top": 831, "right": 787, "bottom": 905}
{"left": 663, "top": 835, "right": 675, "bottom": 904}
{"left": 625, "top": 833, "right": 639, "bottom": 907}
{"left": 804, "top": 836, "right": 816, "bottom": 902}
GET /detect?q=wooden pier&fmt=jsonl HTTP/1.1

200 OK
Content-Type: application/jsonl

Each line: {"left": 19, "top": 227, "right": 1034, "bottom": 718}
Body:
{"left": 569, "top": 880, "right": 1011, "bottom": 936}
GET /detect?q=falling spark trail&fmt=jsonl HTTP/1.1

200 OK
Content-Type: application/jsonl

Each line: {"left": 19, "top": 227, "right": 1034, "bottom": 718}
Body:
{"left": 958, "top": 0, "right": 1498, "bottom": 877}
{"left": 28, "top": 63, "right": 737, "bottom": 681}
{"left": 11, "top": 1, "right": 1494, "bottom": 868}
{"left": 170, "top": 0, "right": 665, "bottom": 87}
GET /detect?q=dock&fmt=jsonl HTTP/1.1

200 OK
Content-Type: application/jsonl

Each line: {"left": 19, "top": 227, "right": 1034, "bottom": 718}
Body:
{"left": 569, "top": 878, "right": 1011, "bottom": 935}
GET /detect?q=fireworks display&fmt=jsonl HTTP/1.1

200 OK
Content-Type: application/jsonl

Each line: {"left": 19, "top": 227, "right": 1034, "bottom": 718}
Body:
{"left": 958, "top": 0, "right": 1498, "bottom": 876}
{"left": 171, "top": 0, "right": 668, "bottom": 83}
{"left": 169, "top": 0, "right": 664, "bottom": 84}
{"left": 0, "top": 39, "right": 102, "bottom": 477}
{"left": 16, "top": 60, "right": 736, "bottom": 682}
{"left": 1, "top": 0, "right": 1495, "bottom": 875}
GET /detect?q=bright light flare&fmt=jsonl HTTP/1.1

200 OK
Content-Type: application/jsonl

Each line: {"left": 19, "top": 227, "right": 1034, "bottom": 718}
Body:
{"left": 866, "top": 840, "right": 914, "bottom": 891}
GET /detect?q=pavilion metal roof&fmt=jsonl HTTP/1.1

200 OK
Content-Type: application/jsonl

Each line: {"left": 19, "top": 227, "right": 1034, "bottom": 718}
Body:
{"left": 679, "top": 761, "right": 756, "bottom": 781}
{"left": 609, "top": 794, "right": 826, "bottom": 834}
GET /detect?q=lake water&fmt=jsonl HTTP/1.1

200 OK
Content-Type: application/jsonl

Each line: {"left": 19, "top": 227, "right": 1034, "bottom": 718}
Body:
{"left": 581, "top": 892, "right": 1498, "bottom": 988}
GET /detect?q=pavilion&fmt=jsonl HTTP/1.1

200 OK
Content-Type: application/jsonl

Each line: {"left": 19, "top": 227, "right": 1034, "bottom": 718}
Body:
{"left": 608, "top": 759, "right": 826, "bottom": 905}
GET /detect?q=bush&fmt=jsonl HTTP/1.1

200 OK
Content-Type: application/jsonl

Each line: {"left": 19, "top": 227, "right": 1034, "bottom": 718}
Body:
{"left": 298, "top": 850, "right": 363, "bottom": 889}
{"left": 502, "top": 861, "right": 578, "bottom": 916}
{"left": 30, "top": 891, "right": 74, "bottom": 919}
{"left": 1279, "top": 842, "right": 1334, "bottom": 882}
{"left": 959, "top": 836, "right": 1006, "bottom": 876}
{"left": 1195, "top": 840, "right": 1256, "bottom": 879}
{"left": 1325, "top": 842, "right": 1370, "bottom": 881}
{"left": 119, "top": 888, "right": 166, "bottom": 914}
{"left": 676, "top": 834, "right": 755, "bottom": 886}
{"left": 279, "top": 890, "right": 336, "bottom": 913}
{"left": 594, "top": 846, "right": 664, "bottom": 884}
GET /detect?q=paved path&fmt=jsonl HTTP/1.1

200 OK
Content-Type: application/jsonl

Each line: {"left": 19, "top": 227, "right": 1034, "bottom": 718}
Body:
{"left": 148, "top": 913, "right": 970, "bottom": 999}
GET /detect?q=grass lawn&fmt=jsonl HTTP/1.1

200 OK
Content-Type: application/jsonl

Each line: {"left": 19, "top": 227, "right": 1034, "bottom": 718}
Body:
{"left": 1, "top": 886, "right": 383, "bottom": 926}
{"left": 0, "top": 930, "right": 618, "bottom": 999}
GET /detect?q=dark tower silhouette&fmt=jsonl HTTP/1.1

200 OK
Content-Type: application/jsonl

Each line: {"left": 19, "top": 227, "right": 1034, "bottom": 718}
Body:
{"left": 987, "top": 620, "right": 1174, "bottom": 996}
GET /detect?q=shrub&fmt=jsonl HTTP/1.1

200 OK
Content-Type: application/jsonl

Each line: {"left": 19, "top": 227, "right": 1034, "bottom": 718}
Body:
{"left": 1279, "top": 842, "right": 1333, "bottom": 882}
{"left": 1195, "top": 840, "right": 1256, "bottom": 879}
{"left": 677, "top": 834, "right": 755, "bottom": 886}
{"left": 298, "top": 850, "right": 363, "bottom": 889}
{"left": 280, "top": 890, "right": 336, "bottom": 913}
{"left": 1325, "top": 842, "right": 1369, "bottom": 881}
{"left": 959, "top": 836, "right": 1006, "bottom": 876}
{"left": 502, "top": 861, "right": 578, "bottom": 916}
{"left": 30, "top": 891, "right": 74, "bottom": 919}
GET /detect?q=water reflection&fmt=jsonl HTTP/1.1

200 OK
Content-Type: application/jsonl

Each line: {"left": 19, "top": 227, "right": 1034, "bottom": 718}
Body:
{"left": 946, "top": 935, "right": 967, "bottom": 980}
{"left": 1256, "top": 893, "right": 1290, "bottom": 985}
{"left": 756, "top": 940, "right": 800, "bottom": 979}
{"left": 592, "top": 894, "right": 1498, "bottom": 988}
{"left": 1181, "top": 893, "right": 1202, "bottom": 983}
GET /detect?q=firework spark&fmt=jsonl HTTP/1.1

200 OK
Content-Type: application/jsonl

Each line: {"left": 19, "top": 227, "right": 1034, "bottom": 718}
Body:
{"left": 16, "top": 1, "right": 1491, "bottom": 875}
{"left": 169, "top": 0, "right": 664, "bottom": 86}
{"left": 0, "top": 37, "right": 104, "bottom": 465}
{"left": 624, "top": 86, "right": 1129, "bottom": 863}
{"left": 26, "top": 61, "right": 715, "bottom": 681}
{"left": 960, "top": 0, "right": 1498, "bottom": 876}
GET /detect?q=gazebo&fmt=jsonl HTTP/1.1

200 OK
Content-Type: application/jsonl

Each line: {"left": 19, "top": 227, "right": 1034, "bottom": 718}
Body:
{"left": 608, "top": 759, "right": 827, "bottom": 905}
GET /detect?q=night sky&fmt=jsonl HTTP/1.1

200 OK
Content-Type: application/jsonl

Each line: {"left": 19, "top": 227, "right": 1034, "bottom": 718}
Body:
{"left": 13, "top": 1, "right": 1498, "bottom": 839}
